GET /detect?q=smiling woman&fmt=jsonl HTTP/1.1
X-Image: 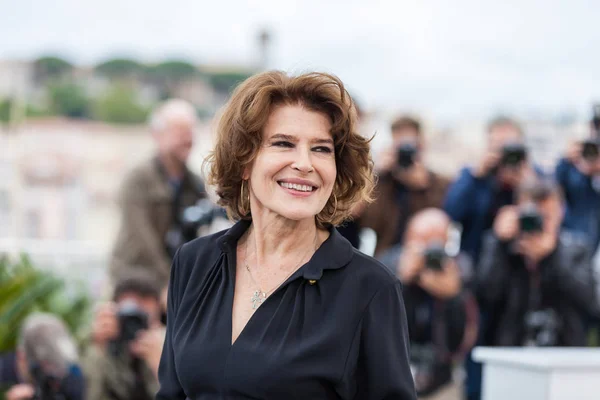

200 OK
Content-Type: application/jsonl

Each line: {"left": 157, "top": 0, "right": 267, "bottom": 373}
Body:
{"left": 156, "top": 71, "right": 417, "bottom": 400}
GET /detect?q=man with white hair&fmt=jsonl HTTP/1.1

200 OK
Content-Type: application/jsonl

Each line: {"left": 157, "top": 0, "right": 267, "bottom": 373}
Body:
{"left": 1, "top": 313, "right": 84, "bottom": 400}
{"left": 109, "top": 99, "right": 207, "bottom": 286}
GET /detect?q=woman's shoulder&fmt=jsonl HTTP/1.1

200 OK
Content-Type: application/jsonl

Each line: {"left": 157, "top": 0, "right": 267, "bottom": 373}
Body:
{"left": 176, "top": 228, "right": 229, "bottom": 266}
{"left": 169, "top": 228, "right": 231, "bottom": 291}
{"left": 345, "top": 249, "right": 401, "bottom": 291}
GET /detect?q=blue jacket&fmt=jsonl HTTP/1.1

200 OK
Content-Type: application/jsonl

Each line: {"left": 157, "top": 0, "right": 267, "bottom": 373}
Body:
{"left": 555, "top": 158, "right": 600, "bottom": 253}
{"left": 443, "top": 166, "right": 545, "bottom": 263}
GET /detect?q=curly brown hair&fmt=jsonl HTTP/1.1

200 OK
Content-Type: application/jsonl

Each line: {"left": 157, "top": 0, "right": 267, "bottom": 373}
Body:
{"left": 205, "top": 70, "right": 374, "bottom": 228}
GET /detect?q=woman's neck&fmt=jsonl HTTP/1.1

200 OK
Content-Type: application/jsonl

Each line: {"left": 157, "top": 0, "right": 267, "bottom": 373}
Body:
{"left": 246, "top": 213, "right": 322, "bottom": 271}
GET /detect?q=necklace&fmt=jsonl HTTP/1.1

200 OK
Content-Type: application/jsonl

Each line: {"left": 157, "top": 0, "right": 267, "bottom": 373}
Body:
{"left": 244, "top": 229, "right": 318, "bottom": 310}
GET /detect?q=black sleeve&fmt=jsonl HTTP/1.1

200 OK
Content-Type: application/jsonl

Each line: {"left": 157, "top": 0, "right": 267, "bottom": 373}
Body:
{"left": 354, "top": 281, "right": 417, "bottom": 400}
{"left": 476, "top": 233, "right": 512, "bottom": 307}
{"left": 541, "top": 240, "right": 599, "bottom": 317}
{"left": 156, "top": 250, "right": 186, "bottom": 400}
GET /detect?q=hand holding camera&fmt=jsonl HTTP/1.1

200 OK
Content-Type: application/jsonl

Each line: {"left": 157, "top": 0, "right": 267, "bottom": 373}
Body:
{"left": 5, "top": 383, "right": 35, "bottom": 400}
{"left": 418, "top": 243, "right": 461, "bottom": 299}
{"left": 494, "top": 203, "right": 556, "bottom": 264}
{"left": 129, "top": 328, "right": 166, "bottom": 379}
{"left": 91, "top": 302, "right": 119, "bottom": 349}
{"left": 397, "top": 242, "right": 426, "bottom": 284}
{"left": 493, "top": 206, "right": 520, "bottom": 241}
{"left": 473, "top": 147, "right": 501, "bottom": 178}
{"left": 398, "top": 241, "right": 461, "bottom": 298}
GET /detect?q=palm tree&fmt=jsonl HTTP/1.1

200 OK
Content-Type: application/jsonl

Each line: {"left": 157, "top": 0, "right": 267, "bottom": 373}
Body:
{"left": 0, "top": 254, "right": 92, "bottom": 352}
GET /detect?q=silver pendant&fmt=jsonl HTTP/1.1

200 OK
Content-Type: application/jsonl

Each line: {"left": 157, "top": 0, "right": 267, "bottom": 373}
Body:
{"left": 251, "top": 290, "right": 266, "bottom": 309}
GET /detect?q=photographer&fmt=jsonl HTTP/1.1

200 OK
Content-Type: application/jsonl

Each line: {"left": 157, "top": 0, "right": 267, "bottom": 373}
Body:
{"left": 82, "top": 273, "right": 165, "bottom": 400}
{"left": 477, "top": 178, "right": 598, "bottom": 347}
{"left": 555, "top": 107, "right": 600, "bottom": 255}
{"left": 3, "top": 313, "right": 84, "bottom": 400}
{"left": 361, "top": 116, "right": 450, "bottom": 256}
{"left": 109, "top": 99, "right": 207, "bottom": 286}
{"left": 378, "top": 209, "right": 478, "bottom": 399}
{"left": 444, "top": 116, "right": 541, "bottom": 263}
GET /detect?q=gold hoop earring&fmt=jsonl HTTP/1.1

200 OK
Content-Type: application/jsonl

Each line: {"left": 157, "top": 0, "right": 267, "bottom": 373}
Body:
{"left": 239, "top": 180, "right": 250, "bottom": 216}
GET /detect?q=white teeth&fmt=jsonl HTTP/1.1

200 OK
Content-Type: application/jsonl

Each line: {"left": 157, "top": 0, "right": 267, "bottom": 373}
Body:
{"left": 279, "top": 182, "right": 314, "bottom": 192}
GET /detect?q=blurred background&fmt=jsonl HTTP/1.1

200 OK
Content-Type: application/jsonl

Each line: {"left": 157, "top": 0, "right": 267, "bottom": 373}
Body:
{"left": 1, "top": 0, "right": 598, "bottom": 289}
{"left": 0, "top": 1, "right": 599, "bottom": 399}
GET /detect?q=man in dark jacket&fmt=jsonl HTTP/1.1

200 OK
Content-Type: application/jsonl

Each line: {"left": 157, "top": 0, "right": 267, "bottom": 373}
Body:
{"left": 361, "top": 116, "right": 450, "bottom": 256}
{"left": 443, "top": 116, "right": 541, "bottom": 263}
{"left": 378, "top": 208, "right": 478, "bottom": 399}
{"left": 555, "top": 138, "right": 600, "bottom": 255}
{"left": 444, "top": 116, "right": 542, "bottom": 400}
{"left": 477, "top": 177, "right": 598, "bottom": 347}
{"left": 82, "top": 273, "right": 164, "bottom": 400}
{"left": 110, "top": 99, "right": 206, "bottom": 286}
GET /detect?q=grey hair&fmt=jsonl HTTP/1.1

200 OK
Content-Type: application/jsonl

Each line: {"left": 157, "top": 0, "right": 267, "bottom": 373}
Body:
{"left": 18, "top": 313, "right": 78, "bottom": 377}
{"left": 148, "top": 98, "right": 198, "bottom": 132}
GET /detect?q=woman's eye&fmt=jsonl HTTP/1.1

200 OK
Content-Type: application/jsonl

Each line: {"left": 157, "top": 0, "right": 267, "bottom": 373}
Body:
{"left": 314, "top": 146, "right": 333, "bottom": 153}
{"left": 273, "top": 141, "right": 294, "bottom": 148}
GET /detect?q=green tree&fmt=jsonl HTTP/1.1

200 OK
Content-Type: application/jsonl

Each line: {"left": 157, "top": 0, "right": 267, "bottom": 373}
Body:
{"left": 92, "top": 85, "right": 149, "bottom": 124}
{"left": 0, "top": 98, "right": 11, "bottom": 123}
{"left": 0, "top": 254, "right": 92, "bottom": 352}
{"left": 207, "top": 71, "right": 253, "bottom": 94}
{"left": 95, "top": 58, "right": 144, "bottom": 79}
{"left": 145, "top": 60, "right": 198, "bottom": 98}
{"left": 33, "top": 55, "right": 73, "bottom": 84}
{"left": 47, "top": 82, "right": 90, "bottom": 118}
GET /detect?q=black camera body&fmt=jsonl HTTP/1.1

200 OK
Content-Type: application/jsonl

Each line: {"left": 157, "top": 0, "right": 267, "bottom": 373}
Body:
{"left": 423, "top": 242, "right": 447, "bottom": 271}
{"left": 501, "top": 143, "right": 527, "bottom": 167}
{"left": 166, "top": 199, "right": 226, "bottom": 258}
{"left": 109, "top": 300, "right": 148, "bottom": 357}
{"left": 582, "top": 139, "right": 600, "bottom": 161}
{"left": 397, "top": 143, "right": 418, "bottom": 169}
{"left": 518, "top": 204, "right": 544, "bottom": 233}
{"left": 524, "top": 309, "right": 561, "bottom": 347}
{"left": 29, "top": 363, "right": 70, "bottom": 400}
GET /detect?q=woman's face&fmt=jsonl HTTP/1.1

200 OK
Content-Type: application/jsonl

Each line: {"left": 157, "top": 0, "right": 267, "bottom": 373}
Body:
{"left": 245, "top": 104, "right": 337, "bottom": 223}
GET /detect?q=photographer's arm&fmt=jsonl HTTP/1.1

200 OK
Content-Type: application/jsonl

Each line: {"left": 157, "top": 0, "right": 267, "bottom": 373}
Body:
{"left": 540, "top": 241, "right": 600, "bottom": 317}
{"left": 418, "top": 259, "right": 462, "bottom": 300}
{"left": 476, "top": 233, "right": 511, "bottom": 307}
{"left": 443, "top": 168, "right": 482, "bottom": 224}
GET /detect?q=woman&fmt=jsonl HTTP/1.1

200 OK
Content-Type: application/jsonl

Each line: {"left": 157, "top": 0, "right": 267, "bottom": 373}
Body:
{"left": 156, "top": 71, "right": 416, "bottom": 399}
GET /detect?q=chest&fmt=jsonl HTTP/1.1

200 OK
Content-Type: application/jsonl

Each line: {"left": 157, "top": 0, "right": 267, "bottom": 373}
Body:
{"left": 171, "top": 256, "right": 360, "bottom": 399}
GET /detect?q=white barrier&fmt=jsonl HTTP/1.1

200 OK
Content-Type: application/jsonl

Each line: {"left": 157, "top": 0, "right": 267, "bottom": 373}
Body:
{"left": 473, "top": 347, "right": 600, "bottom": 400}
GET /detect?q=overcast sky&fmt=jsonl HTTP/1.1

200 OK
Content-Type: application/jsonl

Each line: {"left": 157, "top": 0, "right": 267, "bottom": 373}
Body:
{"left": 2, "top": 0, "right": 599, "bottom": 122}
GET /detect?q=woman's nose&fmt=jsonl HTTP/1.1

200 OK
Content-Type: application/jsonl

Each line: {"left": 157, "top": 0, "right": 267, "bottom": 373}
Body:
{"left": 291, "top": 147, "right": 314, "bottom": 173}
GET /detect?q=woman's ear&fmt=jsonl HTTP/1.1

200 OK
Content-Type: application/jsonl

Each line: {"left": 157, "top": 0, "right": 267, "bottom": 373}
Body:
{"left": 242, "top": 165, "right": 251, "bottom": 180}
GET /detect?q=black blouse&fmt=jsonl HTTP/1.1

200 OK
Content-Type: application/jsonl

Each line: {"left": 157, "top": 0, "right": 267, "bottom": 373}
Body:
{"left": 156, "top": 219, "right": 416, "bottom": 400}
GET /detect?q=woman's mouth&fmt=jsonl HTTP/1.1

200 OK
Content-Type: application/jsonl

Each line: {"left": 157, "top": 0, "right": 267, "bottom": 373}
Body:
{"left": 278, "top": 181, "right": 317, "bottom": 193}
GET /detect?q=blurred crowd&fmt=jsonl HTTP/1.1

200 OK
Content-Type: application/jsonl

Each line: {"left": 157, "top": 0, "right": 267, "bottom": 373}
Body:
{"left": 1, "top": 96, "right": 600, "bottom": 400}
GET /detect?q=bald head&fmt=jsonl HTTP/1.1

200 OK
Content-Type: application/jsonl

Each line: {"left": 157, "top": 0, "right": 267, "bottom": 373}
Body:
{"left": 404, "top": 208, "right": 450, "bottom": 246}
{"left": 149, "top": 99, "right": 197, "bottom": 164}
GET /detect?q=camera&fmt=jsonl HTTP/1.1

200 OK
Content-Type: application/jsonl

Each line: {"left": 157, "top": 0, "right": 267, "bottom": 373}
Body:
{"left": 117, "top": 300, "right": 148, "bottom": 343}
{"left": 109, "top": 300, "right": 148, "bottom": 356}
{"left": 524, "top": 309, "right": 561, "bottom": 347}
{"left": 423, "top": 242, "right": 447, "bottom": 271}
{"left": 501, "top": 143, "right": 527, "bottom": 167}
{"left": 518, "top": 204, "right": 543, "bottom": 233}
{"left": 166, "top": 199, "right": 226, "bottom": 258}
{"left": 29, "top": 363, "right": 72, "bottom": 400}
{"left": 582, "top": 139, "right": 600, "bottom": 161}
{"left": 397, "top": 143, "right": 418, "bottom": 168}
